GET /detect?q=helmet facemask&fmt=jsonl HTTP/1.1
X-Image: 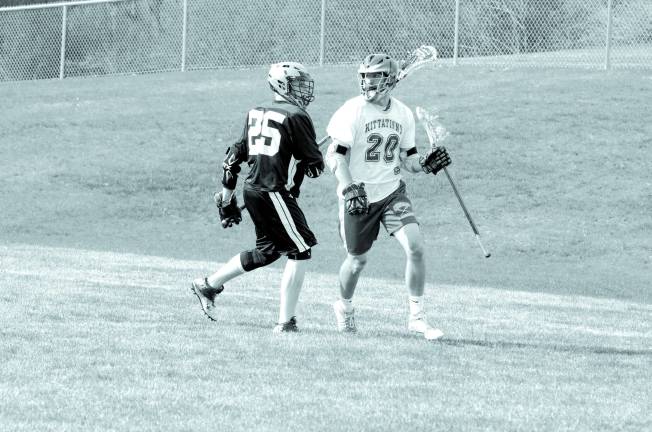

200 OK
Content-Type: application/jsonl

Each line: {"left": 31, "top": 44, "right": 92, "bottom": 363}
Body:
{"left": 287, "top": 74, "right": 315, "bottom": 108}
{"left": 359, "top": 71, "right": 396, "bottom": 101}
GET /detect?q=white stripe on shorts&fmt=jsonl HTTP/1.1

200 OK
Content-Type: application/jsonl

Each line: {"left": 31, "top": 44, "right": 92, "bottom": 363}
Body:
{"left": 269, "top": 192, "right": 309, "bottom": 252}
{"left": 338, "top": 199, "right": 347, "bottom": 251}
{"left": 286, "top": 157, "right": 299, "bottom": 191}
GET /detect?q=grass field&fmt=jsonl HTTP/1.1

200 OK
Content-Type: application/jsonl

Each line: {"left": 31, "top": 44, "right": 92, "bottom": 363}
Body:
{"left": 1, "top": 243, "right": 650, "bottom": 431}
{"left": 1, "top": 64, "right": 651, "bottom": 430}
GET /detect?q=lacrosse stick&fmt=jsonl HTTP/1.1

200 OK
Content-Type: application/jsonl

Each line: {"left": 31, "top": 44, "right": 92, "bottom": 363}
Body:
{"left": 415, "top": 106, "right": 491, "bottom": 258}
{"left": 397, "top": 45, "right": 438, "bottom": 82}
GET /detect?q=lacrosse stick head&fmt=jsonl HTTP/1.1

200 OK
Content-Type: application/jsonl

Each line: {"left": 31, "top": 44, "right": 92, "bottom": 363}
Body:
{"left": 415, "top": 106, "right": 449, "bottom": 149}
{"left": 397, "top": 46, "right": 438, "bottom": 82}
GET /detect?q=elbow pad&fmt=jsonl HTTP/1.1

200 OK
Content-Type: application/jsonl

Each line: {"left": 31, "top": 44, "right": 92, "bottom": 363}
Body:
{"left": 222, "top": 148, "right": 242, "bottom": 189}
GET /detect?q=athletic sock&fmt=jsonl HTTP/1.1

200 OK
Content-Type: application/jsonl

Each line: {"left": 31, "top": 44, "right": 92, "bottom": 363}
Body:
{"left": 340, "top": 297, "right": 354, "bottom": 312}
{"left": 279, "top": 259, "right": 306, "bottom": 324}
{"left": 408, "top": 295, "right": 424, "bottom": 318}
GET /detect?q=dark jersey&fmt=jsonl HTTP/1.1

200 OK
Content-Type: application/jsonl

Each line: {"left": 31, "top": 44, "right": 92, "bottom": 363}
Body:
{"left": 223, "top": 100, "right": 323, "bottom": 197}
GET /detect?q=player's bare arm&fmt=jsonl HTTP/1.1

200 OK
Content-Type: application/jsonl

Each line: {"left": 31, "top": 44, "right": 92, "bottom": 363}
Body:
{"left": 326, "top": 139, "right": 369, "bottom": 216}
{"left": 325, "top": 138, "right": 354, "bottom": 186}
{"left": 399, "top": 148, "right": 425, "bottom": 173}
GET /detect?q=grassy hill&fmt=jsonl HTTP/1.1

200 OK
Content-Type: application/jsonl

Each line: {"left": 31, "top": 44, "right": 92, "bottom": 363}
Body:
{"left": 2, "top": 65, "right": 650, "bottom": 301}
{"left": 1, "top": 64, "right": 651, "bottom": 431}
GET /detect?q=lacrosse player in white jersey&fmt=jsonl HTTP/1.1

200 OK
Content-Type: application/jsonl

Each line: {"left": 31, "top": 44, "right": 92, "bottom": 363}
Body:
{"left": 325, "top": 53, "right": 451, "bottom": 340}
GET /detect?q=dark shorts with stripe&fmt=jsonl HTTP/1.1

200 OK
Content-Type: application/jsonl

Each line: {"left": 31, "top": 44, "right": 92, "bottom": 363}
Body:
{"left": 244, "top": 187, "right": 317, "bottom": 256}
{"left": 339, "top": 181, "right": 418, "bottom": 255}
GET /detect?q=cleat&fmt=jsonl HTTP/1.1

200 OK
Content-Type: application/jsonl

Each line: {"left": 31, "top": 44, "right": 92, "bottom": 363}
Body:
{"left": 191, "top": 278, "right": 224, "bottom": 321}
{"left": 408, "top": 315, "right": 444, "bottom": 340}
{"left": 273, "top": 316, "right": 299, "bottom": 333}
{"left": 333, "top": 300, "right": 357, "bottom": 333}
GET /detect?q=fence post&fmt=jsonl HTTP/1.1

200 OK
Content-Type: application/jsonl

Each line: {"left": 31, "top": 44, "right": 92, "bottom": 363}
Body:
{"left": 319, "top": 0, "right": 326, "bottom": 66}
{"left": 181, "top": 0, "right": 188, "bottom": 71}
{"left": 453, "top": 0, "right": 460, "bottom": 65}
{"left": 604, "top": 0, "right": 613, "bottom": 70}
{"left": 59, "top": 5, "right": 68, "bottom": 79}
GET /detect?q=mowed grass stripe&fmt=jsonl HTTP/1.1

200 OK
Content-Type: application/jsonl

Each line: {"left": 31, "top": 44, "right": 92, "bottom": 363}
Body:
{"left": 1, "top": 243, "right": 650, "bottom": 432}
{"left": 1, "top": 243, "right": 650, "bottom": 347}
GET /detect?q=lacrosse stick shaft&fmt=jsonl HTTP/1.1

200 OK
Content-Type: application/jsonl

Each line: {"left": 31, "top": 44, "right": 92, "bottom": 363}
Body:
{"left": 443, "top": 168, "right": 478, "bottom": 235}
{"left": 417, "top": 107, "right": 490, "bottom": 258}
{"left": 317, "top": 134, "right": 330, "bottom": 148}
{"left": 442, "top": 167, "right": 490, "bottom": 258}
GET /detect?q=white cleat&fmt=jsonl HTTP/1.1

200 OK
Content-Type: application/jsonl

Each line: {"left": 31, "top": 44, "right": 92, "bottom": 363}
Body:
{"left": 333, "top": 301, "right": 357, "bottom": 333}
{"left": 408, "top": 315, "right": 444, "bottom": 341}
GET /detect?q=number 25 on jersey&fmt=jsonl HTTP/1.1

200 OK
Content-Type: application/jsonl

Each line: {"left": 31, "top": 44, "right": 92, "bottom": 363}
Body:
{"left": 248, "top": 109, "right": 286, "bottom": 156}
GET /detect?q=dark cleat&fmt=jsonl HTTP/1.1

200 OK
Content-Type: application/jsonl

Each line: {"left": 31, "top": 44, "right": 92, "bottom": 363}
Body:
{"left": 273, "top": 316, "right": 299, "bottom": 333}
{"left": 191, "top": 278, "right": 224, "bottom": 321}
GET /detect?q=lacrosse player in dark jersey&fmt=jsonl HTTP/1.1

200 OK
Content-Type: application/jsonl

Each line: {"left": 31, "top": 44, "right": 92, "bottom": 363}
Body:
{"left": 191, "top": 62, "right": 324, "bottom": 333}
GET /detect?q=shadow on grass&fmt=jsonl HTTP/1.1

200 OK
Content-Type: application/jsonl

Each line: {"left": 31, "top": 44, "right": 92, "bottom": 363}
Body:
{"left": 206, "top": 321, "right": 651, "bottom": 357}
{"left": 442, "top": 338, "right": 652, "bottom": 357}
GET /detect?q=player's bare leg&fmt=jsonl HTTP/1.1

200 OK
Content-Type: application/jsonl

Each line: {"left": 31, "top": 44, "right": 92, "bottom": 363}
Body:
{"left": 393, "top": 223, "right": 425, "bottom": 297}
{"left": 339, "top": 252, "right": 367, "bottom": 299}
{"left": 275, "top": 258, "right": 306, "bottom": 332}
{"left": 394, "top": 223, "right": 443, "bottom": 340}
{"left": 333, "top": 252, "right": 366, "bottom": 332}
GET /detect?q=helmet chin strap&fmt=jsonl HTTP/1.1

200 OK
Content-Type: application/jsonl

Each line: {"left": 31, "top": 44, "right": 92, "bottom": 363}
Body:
{"left": 365, "top": 90, "right": 391, "bottom": 110}
{"left": 364, "top": 89, "right": 377, "bottom": 101}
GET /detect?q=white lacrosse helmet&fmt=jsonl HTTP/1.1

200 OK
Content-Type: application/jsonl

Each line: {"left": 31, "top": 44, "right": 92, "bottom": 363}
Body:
{"left": 268, "top": 62, "right": 315, "bottom": 108}
{"left": 358, "top": 54, "right": 399, "bottom": 101}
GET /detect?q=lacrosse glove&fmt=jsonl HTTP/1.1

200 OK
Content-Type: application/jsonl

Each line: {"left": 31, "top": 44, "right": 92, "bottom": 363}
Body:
{"left": 304, "top": 160, "right": 325, "bottom": 179}
{"left": 342, "top": 182, "right": 369, "bottom": 216}
{"left": 213, "top": 191, "right": 242, "bottom": 228}
{"left": 420, "top": 146, "right": 451, "bottom": 175}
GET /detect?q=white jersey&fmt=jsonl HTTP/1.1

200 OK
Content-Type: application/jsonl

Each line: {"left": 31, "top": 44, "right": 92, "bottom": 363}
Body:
{"left": 326, "top": 95, "right": 416, "bottom": 202}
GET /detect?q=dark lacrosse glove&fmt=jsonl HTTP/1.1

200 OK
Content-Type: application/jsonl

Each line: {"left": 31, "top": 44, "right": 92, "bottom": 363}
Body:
{"left": 213, "top": 191, "right": 242, "bottom": 228}
{"left": 304, "top": 160, "right": 325, "bottom": 179}
{"left": 342, "top": 182, "right": 369, "bottom": 216}
{"left": 420, "top": 146, "right": 451, "bottom": 175}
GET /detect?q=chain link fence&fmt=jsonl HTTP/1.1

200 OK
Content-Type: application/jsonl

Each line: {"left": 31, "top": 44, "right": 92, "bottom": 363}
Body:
{"left": 1, "top": 0, "right": 651, "bottom": 81}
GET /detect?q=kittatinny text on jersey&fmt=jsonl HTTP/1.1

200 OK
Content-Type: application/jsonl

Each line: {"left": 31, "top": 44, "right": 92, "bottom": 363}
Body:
{"left": 364, "top": 118, "right": 404, "bottom": 135}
